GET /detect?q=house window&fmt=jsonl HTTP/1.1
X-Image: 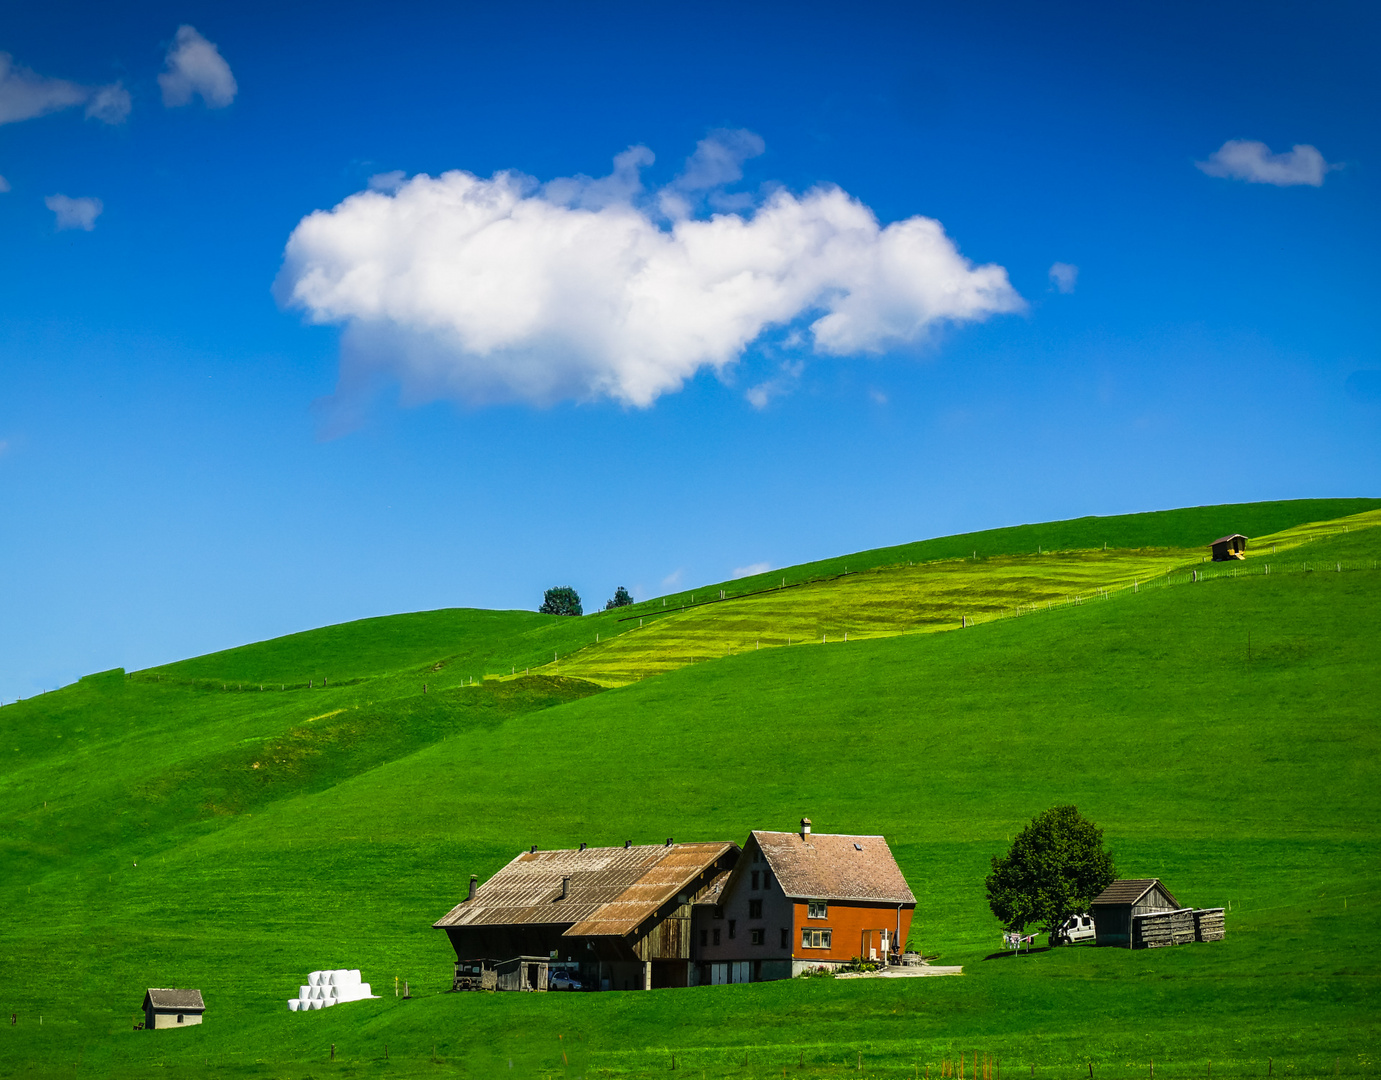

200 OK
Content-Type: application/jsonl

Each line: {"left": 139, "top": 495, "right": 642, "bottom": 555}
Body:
{"left": 807, "top": 901, "right": 828, "bottom": 919}
{"left": 749, "top": 899, "right": 763, "bottom": 919}
{"left": 700, "top": 928, "right": 707, "bottom": 947}
{"left": 763, "top": 870, "right": 773, "bottom": 890}
{"left": 713, "top": 905, "right": 724, "bottom": 920}
{"left": 750, "top": 928, "right": 765, "bottom": 945}
{"left": 713, "top": 928, "right": 721, "bottom": 946}
{"left": 781, "top": 927, "right": 789, "bottom": 948}
{"left": 176, "top": 1014, "right": 184, "bottom": 1024}
{"left": 801, "top": 928, "right": 832, "bottom": 950}
{"left": 729, "top": 919, "right": 736, "bottom": 940}
{"left": 751, "top": 871, "right": 760, "bottom": 890}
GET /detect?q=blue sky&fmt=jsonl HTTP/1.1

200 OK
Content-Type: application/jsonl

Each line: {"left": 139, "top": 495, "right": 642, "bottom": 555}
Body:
{"left": 1, "top": 1, "right": 1377, "bottom": 699}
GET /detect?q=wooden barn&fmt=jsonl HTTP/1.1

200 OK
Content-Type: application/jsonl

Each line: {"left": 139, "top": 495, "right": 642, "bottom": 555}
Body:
{"left": 692, "top": 819, "right": 917, "bottom": 983}
{"left": 140, "top": 988, "right": 205, "bottom": 1030}
{"left": 1211, "top": 534, "right": 1248, "bottom": 561}
{"left": 1091, "top": 879, "right": 1180, "bottom": 947}
{"left": 433, "top": 840, "right": 739, "bottom": 991}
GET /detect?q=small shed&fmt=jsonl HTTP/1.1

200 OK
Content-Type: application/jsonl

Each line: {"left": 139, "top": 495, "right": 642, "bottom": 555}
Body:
{"left": 1091, "top": 879, "right": 1180, "bottom": 947}
{"left": 1210, "top": 534, "right": 1247, "bottom": 561}
{"left": 141, "top": 988, "right": 205, "bottom": 1030}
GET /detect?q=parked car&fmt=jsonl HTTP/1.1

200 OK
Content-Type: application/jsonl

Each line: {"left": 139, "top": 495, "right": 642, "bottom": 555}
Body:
{"left": 1051, "top": 913, "right": 1096, "bottom": 945}
{"left": 548, "top": 969, "right": 583, "bottom": 991}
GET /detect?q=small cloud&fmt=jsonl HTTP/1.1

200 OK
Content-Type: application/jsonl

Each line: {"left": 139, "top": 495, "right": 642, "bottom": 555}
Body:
{"left": 159, "top": 26, "right": 237, "bottom": 108}
{"left": 0, "top": 439, "right": 9, "bottom": 456}
{"left": 746, "top": 360, "right": 805, "bottom": 410}
{"left": 1048, "top": 262, "right": 1078, "bottom": 293}
{"left": 368, "top": 170, "right": 406, "bottom": 193}
{"left": 0, "top": 52, "right": 128, "bottom": 126}
{"left": 1345, "top": 370, "right": 1381, "bottom": 404}
{"left": 733, "top": 561, "right": 772, "bottom": 579}
{"left": 84, "top": 82, "right": 132, "bottom": 125}
{"left": 1196, "top": 140, "right": 1338, "bottom": 187}
{"left": 868, "top": 388, "right": 888, "bottom": 405}
{"left": 661, "top": 568, "right": 684, "bottom": 589}
{"left": 0, "top": 175, "right": 10, "bottom": 193}
{"left": 45, "top": 194, "right": 103, "bottom": 231}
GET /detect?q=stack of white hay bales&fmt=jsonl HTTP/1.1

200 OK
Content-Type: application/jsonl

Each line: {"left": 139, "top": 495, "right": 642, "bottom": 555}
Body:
{"left": 287, "top": 969, "right": 375, "bottom": 1011}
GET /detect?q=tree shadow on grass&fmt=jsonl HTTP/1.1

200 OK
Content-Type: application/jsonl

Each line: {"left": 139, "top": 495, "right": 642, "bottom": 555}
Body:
{"left": 983, "top": 947, "right": 1053, "bottom": 960}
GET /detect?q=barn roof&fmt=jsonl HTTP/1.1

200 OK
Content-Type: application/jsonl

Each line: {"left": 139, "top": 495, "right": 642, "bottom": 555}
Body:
{"left": 1211, "top": 534, "right": 1248, "bottom": 545}
{"left": 143, "top": 988, "right": 205, "bottom": 1011}
{"left": 752, "top": 830, "right": 916, "bottom": 905}
{"left": 1091, "top": 878, "right": 1180, "bottom": 908}
{"left": 432, "top": 842, "right": 735, "bottom": 939}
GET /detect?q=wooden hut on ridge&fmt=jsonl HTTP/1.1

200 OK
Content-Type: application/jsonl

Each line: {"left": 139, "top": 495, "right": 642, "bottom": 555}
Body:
{"left": 1210, "top": 534, "right": 1247, "bottom": 561}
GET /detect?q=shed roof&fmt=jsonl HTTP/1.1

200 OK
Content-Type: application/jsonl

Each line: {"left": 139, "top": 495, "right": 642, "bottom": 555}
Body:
{"left": 433, "top": 842, "right": 735, "bottom": 939}
{"left": 1211, "top": 534, "right": 1248, "bottom": 545}
{"left": 1091, "top": 878, "right": 1180, "bottom": 908}
{"left": 143, "top": 988, "right": 205, "bottom": 1011}
{"left": 753, "top": 830, "right": 916, "bottom": 905}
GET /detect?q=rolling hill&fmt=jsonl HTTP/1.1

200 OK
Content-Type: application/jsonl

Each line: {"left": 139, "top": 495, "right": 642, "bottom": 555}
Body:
{"left": 1, "top": 498, "right": 1378, "bottom": 1079}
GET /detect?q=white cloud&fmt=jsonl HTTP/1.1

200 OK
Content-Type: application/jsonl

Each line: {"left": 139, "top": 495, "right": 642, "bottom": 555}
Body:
{"left": 0, "top": 53, "right": 128, "bottom": 126}
{"left": 0, "top": 175, "right": 10, "bottom": 193}
{"left": 45, "top": 194, "right": 103, "bottom": 231}
{"left": 1196, "top": 140, "right": 1338, "bottom": 187}
{"left": 868, "top": 388, "right": 888, "bottom": 405}
{"left": 84, "top": 82, "right": 131, "bottom": 124}
{"left": 368, "top": 170, "right": 407, "bottom": 193}
{"left": 745, "top": 359, "right": 804, "bottom": 409}
{"left": 1048, "top": 262, "right": 1078, "bottom": 293}
{"left": 661, "top": 568, "right": 684, "bottom": 589}
{"left": 159, "top": 26, "right": 237, "bottom": 108}
{"left": 733, "top": 562, "right": 772, "bottom": 579}
{"left": 277, "top": 139, "right": 1023, "bottom": 411}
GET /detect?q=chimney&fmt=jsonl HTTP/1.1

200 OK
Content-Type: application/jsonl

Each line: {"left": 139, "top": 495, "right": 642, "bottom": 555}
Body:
{"left": 467, "top": 874, "right": 477, "bottom": 901}
{"left": 529, "top": 845, "right": 537, "bottom": 853}
{"left": 665, "top": 837, "right": 673, "bottom": 847}
{"left": 624, "top": 840, "right": 631, "bottom": 849}
{"left": 560, "top": 875, "right": 570, "bottom": 900}
{"left": 800, "top": 817, "right": 812, "bottom": 839}
{"left": 579, "top": 842, "right": 587, "bottom": 851}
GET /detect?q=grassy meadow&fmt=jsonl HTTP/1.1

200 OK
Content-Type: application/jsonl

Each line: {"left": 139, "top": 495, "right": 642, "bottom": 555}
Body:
{"left": 1, "top": 499, "right": 1378, "bottom": 1078}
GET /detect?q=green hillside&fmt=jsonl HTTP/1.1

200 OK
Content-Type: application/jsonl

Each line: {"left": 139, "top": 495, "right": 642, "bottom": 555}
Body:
{"left": 1, "top": 502, "right": 1379, "bottom": 1079}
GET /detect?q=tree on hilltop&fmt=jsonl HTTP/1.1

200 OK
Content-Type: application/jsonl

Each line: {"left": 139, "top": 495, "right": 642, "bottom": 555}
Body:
{"left": 605, "top": 586, "right": 633, "bottom": 610}
{"left": 539, "top": 586, "right": 583, "bottom": 616}
{"left": 986, "top": 805, "right": 1116, "bottom": 935}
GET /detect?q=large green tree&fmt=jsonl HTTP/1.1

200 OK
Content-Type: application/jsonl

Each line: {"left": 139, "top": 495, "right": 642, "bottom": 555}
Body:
{"left": 986, "top": 805, "right": 1116, "bottom": 934}
{"left": 605, "top": 586, "right": 633, "bottom": 610}
{"left": 539, "top": 586, "right": 583, "bottom": 616}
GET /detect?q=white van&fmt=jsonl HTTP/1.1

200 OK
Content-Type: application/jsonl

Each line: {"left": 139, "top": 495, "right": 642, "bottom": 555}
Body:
{"left": 1052, "top": 913, "right": 1096, "bottom": 945}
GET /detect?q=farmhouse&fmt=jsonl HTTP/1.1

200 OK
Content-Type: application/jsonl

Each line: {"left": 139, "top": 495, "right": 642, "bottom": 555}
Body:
{"left": 693, "top": 819, "right": 916, "bottom": 983}
{"left": 1210, "top": 534, "right": 1248, "bottom": 561}
{"left": 433, "top": 840, "right": 739, "bottom": 991}
{"left": 140, "top": 988, "right": 205, "bottom": 1030}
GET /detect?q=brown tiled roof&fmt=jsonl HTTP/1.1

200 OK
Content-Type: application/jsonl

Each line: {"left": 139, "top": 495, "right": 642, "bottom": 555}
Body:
{"left": 753, "top": 831, "right": 915, "bottom": 905}
{"left": 1091, "top": 879, "right": 1179, "bottom": 908}
{"left": 143, "top": 988, "right": 205, "bottom": 1011}
{"left": 433, "top": 842, "right": 735, "bottom": 939}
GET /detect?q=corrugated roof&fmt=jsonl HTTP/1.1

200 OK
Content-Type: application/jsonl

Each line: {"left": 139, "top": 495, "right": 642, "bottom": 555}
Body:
{"left": 1091, "top": 878, "right": 1179, "bottom": 907}
{"left": 753, "top": 831, "right": 915, "bottom": 904}
{"left": 1210, "top": 535, "right": 1247, "bottom": 545}
{"left": 693, "top": 869, "right": 731, "bottom": 906}
{"left": 144, "top": 988, "right": 205, "bottom": 1011}
{"left": 433, "top": 842, "right": 734, "bottom": 939}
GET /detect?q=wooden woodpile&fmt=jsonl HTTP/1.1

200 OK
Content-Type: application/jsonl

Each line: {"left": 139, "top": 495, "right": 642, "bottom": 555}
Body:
{"left": 1193, "top": 907, "right": 1226, "bottom": 942}
{"left": 1132, "top": 908, "right": 1196, "bottom": 948}
{"left": 1131, "top": 907, "right": 1226, "bottom": 949}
